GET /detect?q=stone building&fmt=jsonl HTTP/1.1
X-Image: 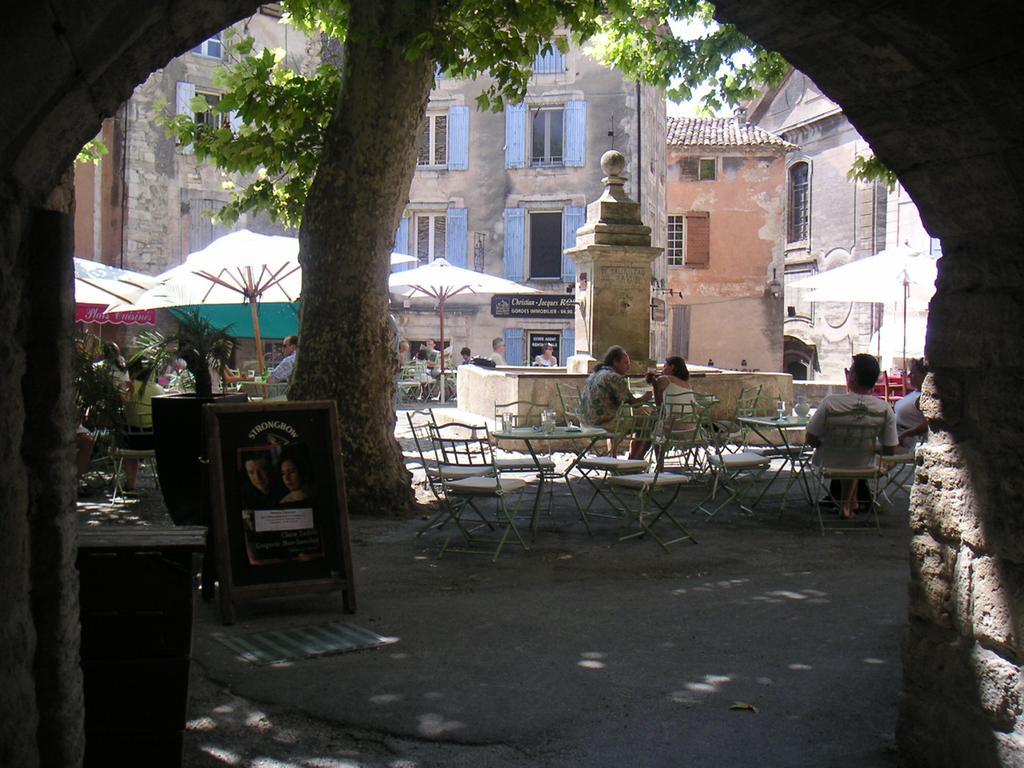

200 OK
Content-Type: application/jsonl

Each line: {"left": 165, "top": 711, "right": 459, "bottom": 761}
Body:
{"left": 394, "top": 37, "right": 667, "bottom": 365}
{"left": 74, "top": 7, "right": 315, "bottom": 279}
{"left": 664, "top": 113, "right": 794, "bottom": 371}
{"left": 748, "top": 69, "right": 936, "bottom": 380}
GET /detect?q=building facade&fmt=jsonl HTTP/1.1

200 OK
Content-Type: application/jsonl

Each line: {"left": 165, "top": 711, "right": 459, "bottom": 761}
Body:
{"left": 394, "top": 38, "right": 667, "bottom": 366}
{"left": 664, "top": 113, "right": 793, "bottom": 372}
{"left": 748, "top": 69, "right": 935, "bottom": 380}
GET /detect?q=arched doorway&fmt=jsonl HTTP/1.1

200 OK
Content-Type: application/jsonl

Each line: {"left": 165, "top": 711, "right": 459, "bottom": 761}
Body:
{"left": 1, "top": 3, "right": 1021, "bottom": 767}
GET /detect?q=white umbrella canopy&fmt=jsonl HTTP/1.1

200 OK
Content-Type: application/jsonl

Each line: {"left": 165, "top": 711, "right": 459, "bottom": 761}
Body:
{"left": 791, "top": 246, "right": 938, "bottom": 304}
{"left": 389, "top": 258, "right": 540, "bottom": 401}
{"left": 74, "top": 257, "right": 156, "bottom": 306}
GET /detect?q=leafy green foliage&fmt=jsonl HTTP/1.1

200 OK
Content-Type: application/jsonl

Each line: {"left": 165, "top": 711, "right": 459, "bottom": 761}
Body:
{"left": 73, "top": 332, "right": 126, "bottom": 431}
{"left": 76, "top": 138, "right": 109, "bottom": 165}
{"left": 129, "top": 310, "right": 236, "bottom": 398}
{"left": 848, "top": 155, "right": 899, "bottom": 192}
{"left": 160, "top": 0, "right": 785, "bottom": 226}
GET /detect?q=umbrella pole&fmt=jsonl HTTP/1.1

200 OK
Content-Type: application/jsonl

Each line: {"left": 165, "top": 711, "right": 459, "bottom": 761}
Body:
{"left": 439, "top": 294, "right": 446, "bottom": 404}
{"left": 250, "top": 300, "right": 266, "bottom": 377}
{"left": 902, "top": 279, "right": 909, "bottom": 371}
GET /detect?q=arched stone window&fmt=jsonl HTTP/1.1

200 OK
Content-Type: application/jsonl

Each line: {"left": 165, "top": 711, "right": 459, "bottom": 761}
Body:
{"left": 788, "top": 161, "right": 810, "bottom": 243}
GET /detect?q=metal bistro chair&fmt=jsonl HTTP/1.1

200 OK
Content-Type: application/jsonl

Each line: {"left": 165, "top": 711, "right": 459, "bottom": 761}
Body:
{"left": 430, "top": 422, "right": 530, "bottom": 561}
{"left": 406, "top": 411, "right": 494, "bottom": 537}
{"left": 111, "top": 399, "right": 159, "bottom": 502}
{"left": 397, "top": 364, "right": 424, "bottom": 404}
{"left": 713, "top": 385, "right": 764, "bottom": 452}
{"left": 876, "top": 439, "right": 922, "bottom": 510}
{"left": 556, "top": 383, "right": 583, "bottom": 427}
{"left": 809, "top": 405, "right": 890, "bottom": 535}
{"left": 605, "top": 411, "right": 699, "bottom": 552}
{"left": 572, "top": 404, "right": 658, "bottom": 525}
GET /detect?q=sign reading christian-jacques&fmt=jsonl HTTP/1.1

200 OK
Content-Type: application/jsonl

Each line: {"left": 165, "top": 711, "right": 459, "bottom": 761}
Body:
{"left": 490, "top": 294, "right": 576, "bottom": 319}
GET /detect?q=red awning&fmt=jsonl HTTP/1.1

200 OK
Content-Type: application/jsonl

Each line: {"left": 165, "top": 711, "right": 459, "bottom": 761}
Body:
{"left": 76, "top": 303, "right": 157, "bottom": 325}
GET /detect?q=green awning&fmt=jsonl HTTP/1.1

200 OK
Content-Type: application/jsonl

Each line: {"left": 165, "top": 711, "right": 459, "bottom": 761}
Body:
{"left": 172, "top": 303, "right": 300, "bottom": 340}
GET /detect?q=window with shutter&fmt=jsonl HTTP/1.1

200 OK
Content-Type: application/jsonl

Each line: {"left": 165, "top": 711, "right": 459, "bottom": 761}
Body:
{"left": 505, "top": 104, "right": 527, "bottom": 169}
{"left": 504, "top": 209, "right": 525, "bottom": 281}
{"left": 563, "top": 100, "right": 587, "bottom": 167}
{"left": 415, "top": 213, "right": 447, "bottom": 263}
{"left": 192, "top": 33, "right": 223, "bottom": 59}
{"left": 684, "top": 212, "right": 710, "bottom": 267}
{"left": 788, "top": 161, "right": 810, "bottom": 243}
{"left": 533, "top": 38, "right": 567, "bottom": 74}
{"left": 667, "top": 215, "right": 685, "bottom": 266}
{"left": 670, "top": 306, "right": 691, "bottom": 359}
{"left": 416, "top": 114, "right": 448, "bottom": 167}
{"left": 445, "top": 208, "right": 468, "bottom": 267}
{"left": 530, "top": 107, "right": 564, "bottom": 166}
{"left": 784, "top": 266, "right": 815, "bottom": 322}
{"left": 561, "top": 206, "right": 584, "bottom": 282}
{"left": 447, "top": 106, "right": 468, "bottom": 170}
{"left": 503, "top": 328, "right": 525, "bottom": 366}
{"left": 698, "top": 158, "right": 717, "bottom": 181}
{"left": 189, "top": 198, "right": 229, "bottom": 251}
{"left": 529, "top": 211, "right": 563, "bottom": 279}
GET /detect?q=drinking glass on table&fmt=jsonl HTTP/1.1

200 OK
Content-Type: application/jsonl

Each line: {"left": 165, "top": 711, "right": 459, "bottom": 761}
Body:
{"left": 776, "top": 400, "right": 787, "bottom": 420}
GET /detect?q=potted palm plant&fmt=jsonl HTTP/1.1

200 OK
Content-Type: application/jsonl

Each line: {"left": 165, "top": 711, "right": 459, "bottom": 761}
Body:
{"left": 131, "top": 310, "right": 247, "bottom": 525}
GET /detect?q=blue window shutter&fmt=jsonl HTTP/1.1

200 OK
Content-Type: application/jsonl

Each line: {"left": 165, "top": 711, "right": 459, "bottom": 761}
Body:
{"left": 229, "top": 109, "right": 242, "bottom": 134}
{"left": 561, "top": 328, "right": 575, "bottom": 363}
{"left": 175, "top": 81, "right": 196, "bottom": 154}
{"left": 393, "top": 216, "right": 410, "bottom": 271}
{"left": 504, "top": 208, "right": 525, "bottom": 282}
{"left": 504, "top": 328, "right": 525, "bottom": 366}
{"left": 564, "top": 100, "right": 587, "bottom": 167}
{"left": 505, "top": 103, "right": 527, "bottom": 169}
{"left": 446, "top": 208, "right": 468, "bottom": 267}
{"left": 448, "top": 106, "right": 469, "bottom": 170}
{"left": 561, "top": 206, "right": 585, "bottom": 282}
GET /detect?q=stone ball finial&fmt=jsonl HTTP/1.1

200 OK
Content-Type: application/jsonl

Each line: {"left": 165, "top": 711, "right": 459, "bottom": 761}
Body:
{"left": 601, "top": 150, "right": 626, "bottom": 177}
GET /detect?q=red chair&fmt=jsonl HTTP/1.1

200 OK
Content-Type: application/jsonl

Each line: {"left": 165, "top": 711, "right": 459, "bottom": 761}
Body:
{"left": 885, "top": 373, "right": 906, "bottom": 405}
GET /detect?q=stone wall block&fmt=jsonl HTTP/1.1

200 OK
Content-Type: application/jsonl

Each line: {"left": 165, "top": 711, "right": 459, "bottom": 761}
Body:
{"left": 912, "top": 442, "right": 985, "bottom": 546}
{"left": 908, "top": 534, "right": 954, "bottom": 627}
{"left": 971, "top": 556, "right": 1024, "bottom": 653}
{"left": 951, "top": 545, "right": 975, "bottom": 637}
{"left": 970, "top": 644, "right": 1023, "bottom": 730}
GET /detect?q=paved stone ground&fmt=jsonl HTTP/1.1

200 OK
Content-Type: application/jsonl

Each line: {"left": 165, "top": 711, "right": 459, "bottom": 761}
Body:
{"left": 78, "top": 418, "right": 912, "bottom": 768}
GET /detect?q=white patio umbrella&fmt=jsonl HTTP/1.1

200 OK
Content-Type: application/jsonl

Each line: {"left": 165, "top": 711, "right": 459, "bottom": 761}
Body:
{"left": 389, "top": 258, "right": 539, "bottom": 402}
{"left": 107, "top": 230, "right": 417, "bottom": 375}
{"left": 74, "top": 257, "right": 156, "bottom": 306}
{"left": 74, "top": 257, "right": 158, "bottom": 326}
{"left": 790, "top": 246, "right": 938, "bottom": 366}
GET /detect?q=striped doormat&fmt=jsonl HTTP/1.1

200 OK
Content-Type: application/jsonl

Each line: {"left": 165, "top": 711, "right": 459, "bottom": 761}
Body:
{"left": 212, "top": 621, "right": 399, "bottom": 665}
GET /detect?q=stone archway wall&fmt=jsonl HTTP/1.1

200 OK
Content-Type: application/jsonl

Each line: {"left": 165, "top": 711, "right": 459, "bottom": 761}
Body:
{"left": 1, "top": 2, "right": 1022, "bottom": 767}
{"left": 713, "top": 1, "right": 1024, "bottom": 764}
{"left": 0, "top": 4, "right": 261, "bottom": 766}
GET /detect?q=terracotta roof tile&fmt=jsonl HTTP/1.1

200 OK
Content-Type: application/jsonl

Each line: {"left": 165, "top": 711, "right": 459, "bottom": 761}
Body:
{"left": 666, "top": 116, "right": 796, "bottom": 151}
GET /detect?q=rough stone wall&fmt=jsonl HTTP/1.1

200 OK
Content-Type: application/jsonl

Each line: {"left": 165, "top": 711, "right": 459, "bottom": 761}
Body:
{"left": 0, "top": 3, "right": 264, "bottom": 766}
{"left": 715, "top": 1, "right": 1024, "bottom": 764}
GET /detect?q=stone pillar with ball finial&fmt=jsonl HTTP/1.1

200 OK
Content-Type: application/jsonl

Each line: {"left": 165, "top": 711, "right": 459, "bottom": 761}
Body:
{"left": 564, "top": 150, "right": 663, "bottom": 373}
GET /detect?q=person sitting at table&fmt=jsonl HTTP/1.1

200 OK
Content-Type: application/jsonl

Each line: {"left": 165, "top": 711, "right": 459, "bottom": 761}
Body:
{"left": 805, "top": 353, "right": 899, "bottom": 519}
{"left": 580, "top": 346, "right": 653, "bottom": 457}
{"left": 269, "top": 335, "right": 298, "bottom": 383}
{"left": 648, "top": 355, "right": 694, "bottom": 408}
{"left": 533, "top": 344, "right": 558, "bottom": 367}
{"left": 895, "top": 357, "right": 929, "bottom": 449}
{"left": 122, "top": 358, "right": 165, "bottom": 492}
{"left": 490, "top": 337, "right": 507, "bottom": 366}
{"left": 398, "top": 340, "right": 411, "bottom": 366}
{"left": 459, "top": 346, "right": 473, "bottom": 365}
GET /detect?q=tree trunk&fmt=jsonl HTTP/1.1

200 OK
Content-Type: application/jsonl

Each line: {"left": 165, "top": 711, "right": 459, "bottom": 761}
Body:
{"left": 289, "top": 0, "right": 439, "bottom": 515}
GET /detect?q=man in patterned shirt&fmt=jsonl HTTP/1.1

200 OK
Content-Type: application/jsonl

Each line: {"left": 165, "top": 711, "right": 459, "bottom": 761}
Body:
{"left": 579, "top": 345, "right": 652, "bottom": 429}
{"left": 269, "top": 335, "right": 298, "bottom": 383}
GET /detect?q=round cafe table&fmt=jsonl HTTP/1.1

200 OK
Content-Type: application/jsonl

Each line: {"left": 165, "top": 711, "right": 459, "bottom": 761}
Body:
{"left": 490, "top": 425, "right": 607, "bottom": 537}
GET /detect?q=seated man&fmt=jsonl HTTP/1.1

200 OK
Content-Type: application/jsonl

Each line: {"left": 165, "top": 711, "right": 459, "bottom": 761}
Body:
{"left": 458, "top": 346, "right": 473, "bottom": 365}
{"left": 805, "top": 353, "right": 899, "bottom": 518}
{"left": 269, "top": 335, "right": 298, "bottom": 384}
{"left": 490, "top": 337, "right": 507, "bottom": 366}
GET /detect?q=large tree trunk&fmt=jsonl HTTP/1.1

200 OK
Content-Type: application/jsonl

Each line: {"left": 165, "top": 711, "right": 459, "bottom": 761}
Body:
{"left": 289, "top": 0, "right": 439, "bottom": 515}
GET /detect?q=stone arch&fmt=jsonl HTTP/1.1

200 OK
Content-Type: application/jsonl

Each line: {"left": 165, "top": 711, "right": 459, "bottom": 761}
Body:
{"left": 1, "top": 2, "right": 1021, "bottom": 767}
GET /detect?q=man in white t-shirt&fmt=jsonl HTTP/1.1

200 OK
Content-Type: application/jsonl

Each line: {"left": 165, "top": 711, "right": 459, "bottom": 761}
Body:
{"left": 805, "top": 353, "right": 899, "bottom": 518}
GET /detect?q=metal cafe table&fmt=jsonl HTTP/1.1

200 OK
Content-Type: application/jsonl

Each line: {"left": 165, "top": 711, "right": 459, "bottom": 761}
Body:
{"left": 490, "top": 425, "right": 607, "bottom": 537}
{"left": 737, "top": 414, "right": 813, "bottom": 510}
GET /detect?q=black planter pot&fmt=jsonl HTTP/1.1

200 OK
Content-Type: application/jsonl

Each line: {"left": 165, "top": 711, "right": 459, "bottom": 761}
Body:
{"left": 152, "top": 392, "right": 247, "bottom": 526}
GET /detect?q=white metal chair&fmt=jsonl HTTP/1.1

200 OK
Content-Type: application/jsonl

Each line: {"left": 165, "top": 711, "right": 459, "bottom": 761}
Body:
{"left": 605, "top": 411, "right": 698, "bottom": 552}
{"left": 809, "top": 405, "right": 890, "bottom": 535}
{"left": 430, "top": 422, "right": 530, "bottom": 561}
